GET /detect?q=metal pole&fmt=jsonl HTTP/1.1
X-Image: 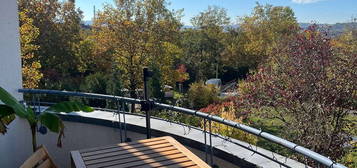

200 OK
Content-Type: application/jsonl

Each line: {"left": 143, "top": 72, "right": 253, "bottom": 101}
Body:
{"left": 204, "top": 118, "right": 208, "bottom": 162}
{"left": 143, "top": 68, "right": 151, "bottom": 139}
{"left": 209, "top": 119, "right": 213, "bottom": 166}
{"left": 37, "top": 95, "right": 41, "bottom": 114}
{"left": 116, "top": 100, "right": 123, "bottom": 143}
{"left": 31, "top": 94, "right": 37, "bottom": 115}
{"left": 32, "top": 95, "right": 35, "bottom": 111}
{"left": 122, "top": 101, "right": 128, "bottom": 141}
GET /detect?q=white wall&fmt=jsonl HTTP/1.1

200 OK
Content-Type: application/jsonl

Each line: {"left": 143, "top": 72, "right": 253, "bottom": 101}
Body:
{"left": 0, "top": 0, "right": 23, "bottom": 100}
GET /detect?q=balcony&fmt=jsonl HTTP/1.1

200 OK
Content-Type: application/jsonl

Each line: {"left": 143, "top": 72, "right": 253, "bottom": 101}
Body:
{"left": 0, "top": 0, "right": 354, "bottom": 167}
{"left": 0, "top": 89, "right": 347, "bottom": 168}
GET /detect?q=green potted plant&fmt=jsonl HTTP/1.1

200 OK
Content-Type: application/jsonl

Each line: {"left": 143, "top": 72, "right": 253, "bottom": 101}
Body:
{"left": 0, "top": 87, "right": 93, "bottom": 152}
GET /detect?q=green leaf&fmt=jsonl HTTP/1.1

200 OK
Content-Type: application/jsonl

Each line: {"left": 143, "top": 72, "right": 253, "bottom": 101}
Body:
{"left": 0, "top": 87, "right": 27, "bottom": 118}
{"left": 0, "top": 105, "right": 15, "bottom": 117}
{"left": 0, "top": 105, "right": 16, "bottom": 134}
{"left": 39, "top": 112, "right": 65, "bottom": 147}
{"left": 46, "top": 101, "right": 94, "bottom": 113}
{"left": 39, "top": 112, "right": 63, "bottom": 133}
{"left": 26, "top": 106, "right": 36, "bottom": 124}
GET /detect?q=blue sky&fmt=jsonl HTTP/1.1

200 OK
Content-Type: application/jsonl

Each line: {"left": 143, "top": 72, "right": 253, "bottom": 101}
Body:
{"left": 76, "top": 0, "right": 357, "bottom": 25}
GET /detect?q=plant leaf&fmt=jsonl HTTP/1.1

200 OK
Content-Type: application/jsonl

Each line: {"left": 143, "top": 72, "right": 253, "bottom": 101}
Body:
{"left": 0, "top": 105, "right": 16, "bottom": 134}
{"left": 39, "top": 112, "right": 65, "bottom": 147}
{"left": 0, "top": 105, "right": 15, "bottom": 117}
{"left": 0, "top": 87, "right": 27, "bottom": 118}
{"left": 46, "top": 101, "right": 94, "bottom": 113}
{"left": 39, "top": 112, "right": 63, "bottom": 133}
{"left": 26, "top": 107, "right": 37, "bottom": 124}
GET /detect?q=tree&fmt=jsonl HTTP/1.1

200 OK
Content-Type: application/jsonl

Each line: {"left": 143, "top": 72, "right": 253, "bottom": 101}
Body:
{"left": 191, "top": 6, "right": 230, "bottom": 28}
{"left": 148, "top": 66, "right": 164, "bottom": 101}
{"left": 239, "top": 3, "right": 299, "bottom": 68}
{"left": 333, "top": 23, "right": 357, "bottom": 167}
{"left": 18, "top": 0, "right": 83, "bottom": 90}
{"left": 237, "top": 25, "right": 356, "bottom": 162}
{"left": 0, "top": 87, "right": 93, "bottom": 152}
{"left": 19, "top": 10, "right": 43, "bottom": 88}
{"left": 175, "top": 64, "right": 189, "bottom": 92}
{"left": 181, "top": 6, "right": 230, "bottom": 80}
{"left": 220, "top": 28, "right": 252, "bottom": 81}
{"left": 92, "top": 0, "right": 182, "bottom": 100}
{"left": 80, "top": 72, "right": 123, "bottom": 107}
{"left": 74, "top": 37, "right": 96, "bottom": 74}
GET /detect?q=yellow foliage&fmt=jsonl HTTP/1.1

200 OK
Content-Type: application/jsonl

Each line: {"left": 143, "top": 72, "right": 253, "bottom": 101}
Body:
{"left": 339, "top": 141, "right": 357, "bottom": 168}
{"left": 201, "top": 101, "right": 258, "bottom": 145}
{"left": 19, "top": 10, "right": 42, "bottom": 88}
{"left": 187, "top": 82, "right": 219, "bottom": 109}
{"left": 92, "top": 1, "right": 182, "bottom": 96}
{"left": 240, "top": 3, "right": 299, "bottom": 67}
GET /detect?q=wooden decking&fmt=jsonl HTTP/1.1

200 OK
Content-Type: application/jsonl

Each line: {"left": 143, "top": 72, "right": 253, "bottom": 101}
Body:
{"left": 71, "top": 136, "right": 211, "bottom": 168}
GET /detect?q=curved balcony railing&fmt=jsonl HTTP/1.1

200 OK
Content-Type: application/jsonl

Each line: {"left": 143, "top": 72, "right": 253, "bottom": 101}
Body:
{"left": 18, "top": 88, "right": 347, "bottom": 168}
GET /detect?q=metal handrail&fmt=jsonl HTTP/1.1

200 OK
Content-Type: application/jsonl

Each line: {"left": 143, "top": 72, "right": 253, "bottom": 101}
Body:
{"left": 18, "top": 88, "right": 347, "bottom": 168}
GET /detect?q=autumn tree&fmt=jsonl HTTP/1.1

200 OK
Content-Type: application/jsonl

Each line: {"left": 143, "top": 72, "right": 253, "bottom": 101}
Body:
{"left": 191, "top": 6, "right": 230, "bottom": 28}
{"left": 181, "top": 6, "right": 230, "bottom": 81}
{"left": 92, "top": 0, "right": 182, "bottom": 100}
{"left": 220, "top": 28, "right": 252, "bottom": 81}
{"left": 332, "top": 23, "right": 357, "bottom": 167}
{"left": 74, "top": 36, "right": 96, "bottom": 74}
{"left": 19, "top": 10, "right": 43, "bottom": 88}
{"left": 18, "top": 0, "right": 83, "bottom": 90}
{"left": 238, "top": 25, "right": 356, "bottom": 162}
{"left": 175, "top": 64, "right": 189, "bottom": 92}
{"left": 239, "top": 3, "right": 299, "bottom": 68}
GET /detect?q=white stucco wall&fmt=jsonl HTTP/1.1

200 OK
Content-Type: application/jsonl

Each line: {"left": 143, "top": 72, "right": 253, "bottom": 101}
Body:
{"left": 0, "top": 0, "right": 23, "bottom": 100}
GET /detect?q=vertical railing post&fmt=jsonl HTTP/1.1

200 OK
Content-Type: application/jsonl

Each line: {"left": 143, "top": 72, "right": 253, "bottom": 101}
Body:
{"left": 203, "top": 118, "right": 208, "bottom": 162}
{"left": 209, "top": 119, "right": 214, "bottom": 166}
{"left": 31, "top": 95, "right": 35, "bottom": 112}
{"left": 143, "top": 68, "right": 153, "bottom": 139}
{"left": 122, "top": 101, "right": 128, "bottom": 142}
{"left": 116, "top": 100, "right": 123, "bottom": 143}
{"left": 37, "top": 95, "right": 40, "bottom": 114}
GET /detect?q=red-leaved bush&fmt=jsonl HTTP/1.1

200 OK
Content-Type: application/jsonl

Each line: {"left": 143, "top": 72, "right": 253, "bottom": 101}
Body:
{"left": 200, "top": 99, "right": 258, "bottom": 145}
{"left": 237, "top": 25, "right": 356, "bottom": 162}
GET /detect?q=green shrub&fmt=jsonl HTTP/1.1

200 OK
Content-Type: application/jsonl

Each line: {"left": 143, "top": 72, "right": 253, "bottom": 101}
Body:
{"left": 80, "top": 72, "right": 122, "bottom": 107}
{"left": 187, "top": 81, "right": 219, "bottom": 109}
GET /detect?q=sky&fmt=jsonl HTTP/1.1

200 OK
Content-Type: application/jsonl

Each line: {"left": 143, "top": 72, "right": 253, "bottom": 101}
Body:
{"left": 75, "top": 0, "right": 357, "bottom": 25}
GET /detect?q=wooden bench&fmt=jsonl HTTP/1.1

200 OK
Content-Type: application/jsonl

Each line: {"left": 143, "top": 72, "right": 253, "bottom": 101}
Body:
{"left": 20, "top": 145, "right": 57, "bottom": 168}
{"left": 71, "top": 136, "right": 211, "bottom": 168}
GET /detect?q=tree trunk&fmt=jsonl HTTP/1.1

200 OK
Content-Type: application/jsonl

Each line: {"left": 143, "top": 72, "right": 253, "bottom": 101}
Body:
{"left": 129, "top": 84, "right": 137, "bottom": 113}
{"left": 179, "top": 83, "right": 183, "bottom": 93}
{"left": 128, "top": 68, "right": 138, "bottom": 113}
{"left": 31, "top": 124, "right": 37, "bottom": 152}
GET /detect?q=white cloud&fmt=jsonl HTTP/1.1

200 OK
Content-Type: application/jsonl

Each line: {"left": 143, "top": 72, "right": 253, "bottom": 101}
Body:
{"left": 292, "top": 0, "right": 325, "bottom": 4}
